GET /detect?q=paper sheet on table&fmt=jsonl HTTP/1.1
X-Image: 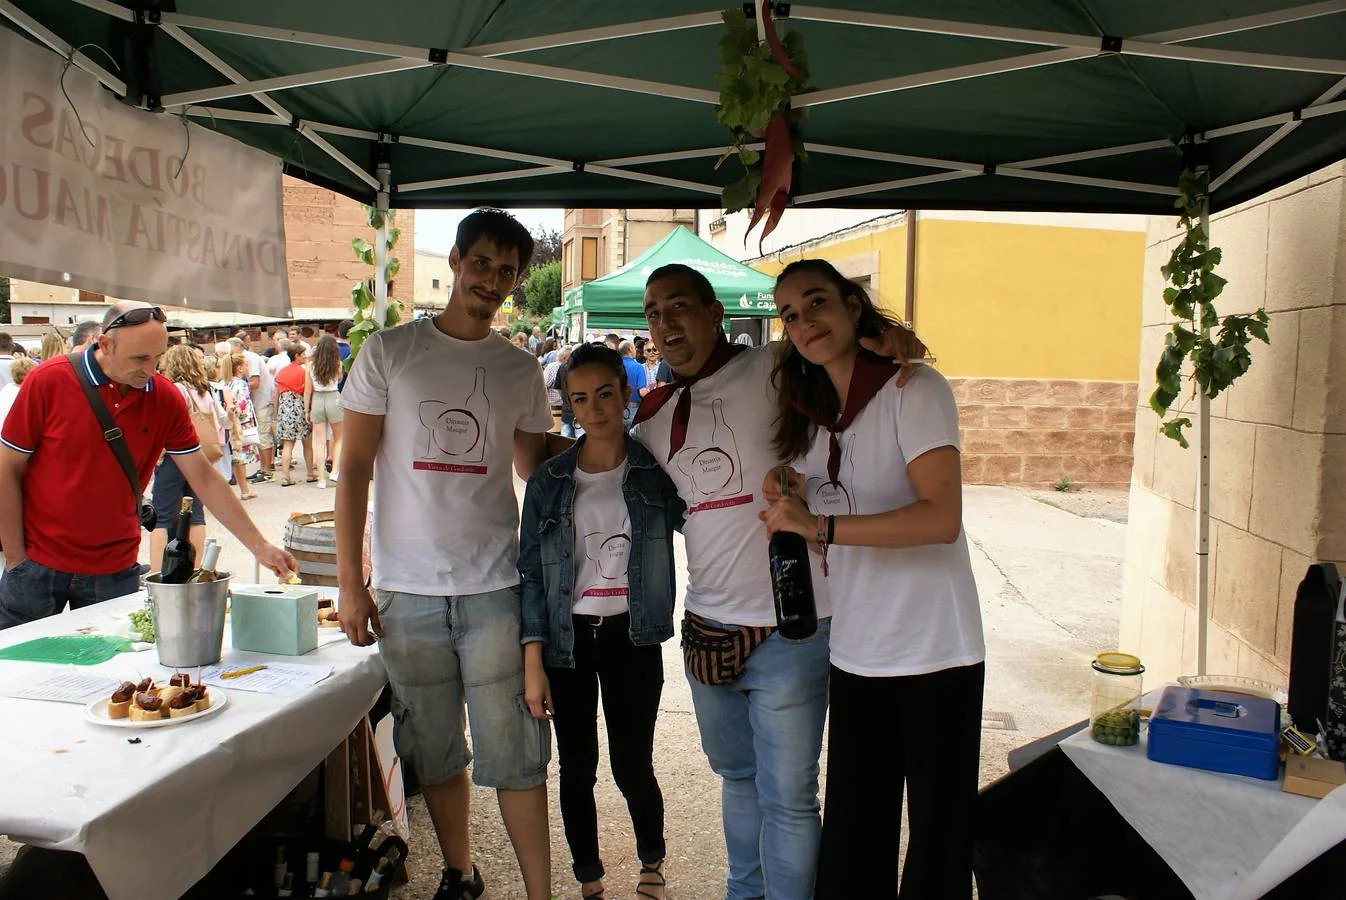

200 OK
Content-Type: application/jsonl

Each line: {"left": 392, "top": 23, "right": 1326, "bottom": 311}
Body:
{"left": 1, "top": 669, "right": 120, "bottom": 704}
{"left": 1061, "top": 728, "right": 1317, "bottom": 900}
{"left": 1228, "top": 782, "right": 1346, "bottom": 900}
{"left": 155, "top": 662, "right": 332, "bottom": 695}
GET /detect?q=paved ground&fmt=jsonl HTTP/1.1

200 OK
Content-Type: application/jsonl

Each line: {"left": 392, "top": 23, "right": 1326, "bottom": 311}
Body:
{"left": 0, "top": 472, "right": 1128, "bottom": 899}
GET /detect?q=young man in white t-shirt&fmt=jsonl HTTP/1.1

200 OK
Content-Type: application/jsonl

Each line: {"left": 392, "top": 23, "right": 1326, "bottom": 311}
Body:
{"left": 335, "top": 210, "right": 563, "bottom": 900}
{"left": 631, "top": 264, "right": 832, "bottom": 900}
{"left": 633, "top": 264, "right": 919, "bottom": 899}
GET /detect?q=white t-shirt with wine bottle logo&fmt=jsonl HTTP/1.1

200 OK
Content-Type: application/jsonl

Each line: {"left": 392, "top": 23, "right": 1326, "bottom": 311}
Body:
{"left": 634, "top": 346, "right": 830, "bottom": 627}
{"left": 341, "top": 317, "right": 553, "bottom": 596}
{"left": 798, "top": 367, "right": 984, "bottom": 677}
{"left": 571, "top": 464, "right": 632, "bottom": 616}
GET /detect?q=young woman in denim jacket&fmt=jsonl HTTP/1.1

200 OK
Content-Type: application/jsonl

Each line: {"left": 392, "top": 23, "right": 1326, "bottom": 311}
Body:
{"left": 519, "top": 343, "right": 684, "bottom": 900}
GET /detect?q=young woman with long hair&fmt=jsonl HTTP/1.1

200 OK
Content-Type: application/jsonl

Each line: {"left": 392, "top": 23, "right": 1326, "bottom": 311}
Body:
{"left": 39, "top": 330, "right": 66, "bottom": 362}
{"left": 760, "top": 259, "right": 985, "bottom": 900}
{"left": 309, "top": 334, "right": 344, "bottom": 485}
{"left": 273, "top": 344, "right": 315, "bottom": 486}
{"left": 519, "top": 343, "right": 682, "bottom": 900}
{"left": 151, "top": 344, "right": 220, "bottom": 566}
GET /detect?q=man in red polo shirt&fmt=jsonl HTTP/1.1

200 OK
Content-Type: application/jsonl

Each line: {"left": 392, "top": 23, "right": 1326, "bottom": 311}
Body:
{"left": 0, "top": 301, "right": 295, "bottom": 628}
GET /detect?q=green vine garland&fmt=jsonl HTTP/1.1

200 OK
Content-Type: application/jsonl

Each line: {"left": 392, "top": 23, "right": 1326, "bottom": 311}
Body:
{"left": 714, "top": 6, "right": 809, "bottom": 213}
{"left": 345, "top": 205, "right": 402, "bottom": 373}
{"left": 1150, "top": 169, "right": 1269, "bottom": 447}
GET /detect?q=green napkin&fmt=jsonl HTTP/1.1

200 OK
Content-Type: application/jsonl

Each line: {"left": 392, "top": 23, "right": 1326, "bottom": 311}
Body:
{"left": 0, "top": 635, "right": 134, "bottom": 666}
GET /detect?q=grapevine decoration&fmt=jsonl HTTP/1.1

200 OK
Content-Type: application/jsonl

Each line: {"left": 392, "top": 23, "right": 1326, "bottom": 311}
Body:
{"left": 1150, "top": 169, "right": 1269, "bottom": 447}
{"left": 715, "top": 2, "right": 809, "bottom": 245}
{"left": 345, "top": 205, "right": 402, "bottom": 372}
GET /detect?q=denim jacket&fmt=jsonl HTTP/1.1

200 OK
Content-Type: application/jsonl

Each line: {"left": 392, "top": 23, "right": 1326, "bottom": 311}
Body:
{"left": 519, "top": 434, "right": 685, "bottom": 668}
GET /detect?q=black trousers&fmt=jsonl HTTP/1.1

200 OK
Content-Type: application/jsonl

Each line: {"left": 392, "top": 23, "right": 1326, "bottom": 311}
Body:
{"left": 816, "top": 661, "right": 985, "bottom": 900}
{"left": 546, "top": 614, "right": 666, "bottom": 884}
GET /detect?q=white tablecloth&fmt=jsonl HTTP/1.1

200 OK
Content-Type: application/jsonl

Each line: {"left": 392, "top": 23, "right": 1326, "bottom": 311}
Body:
{"left": 1060, "top": 722, "right": 1343, "bottom": 900}
{"left": 0, "top": 592, "right": 387, "bottom": 900}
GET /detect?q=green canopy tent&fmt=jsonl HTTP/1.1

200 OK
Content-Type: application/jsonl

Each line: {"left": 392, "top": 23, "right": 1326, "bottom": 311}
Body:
{"left": 3, "top": 2, "right": 1342, "bottom": 217}
{"left": 564, "top": 226, "right": 776, "bottom": 334}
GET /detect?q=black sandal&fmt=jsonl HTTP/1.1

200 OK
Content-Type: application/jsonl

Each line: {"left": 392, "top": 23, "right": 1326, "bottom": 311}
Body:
{"left": 635, "top": 861, "right": 666, "bottom": 899}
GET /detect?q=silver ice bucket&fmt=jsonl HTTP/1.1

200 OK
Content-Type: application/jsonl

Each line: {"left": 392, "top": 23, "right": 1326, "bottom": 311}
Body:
{"left": 145, "top": 572, "right": 231, "bottom": 667}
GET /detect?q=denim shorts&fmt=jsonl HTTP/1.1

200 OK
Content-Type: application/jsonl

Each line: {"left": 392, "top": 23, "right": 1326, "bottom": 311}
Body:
{"left": 375, "top": 585, "right": 551, "bottom": 789}
{"left": 152, "top": 456, "right": 205, "bottom": 527}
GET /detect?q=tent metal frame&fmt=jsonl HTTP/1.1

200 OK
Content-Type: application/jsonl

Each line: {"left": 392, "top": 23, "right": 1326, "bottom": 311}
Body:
{"left": 6, "top": 1, "right": 1344, "bottom": 211}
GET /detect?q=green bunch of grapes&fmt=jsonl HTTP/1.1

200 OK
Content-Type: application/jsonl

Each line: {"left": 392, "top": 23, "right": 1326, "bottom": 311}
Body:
{"left": 128, "top": 608, "right": 155, "bottom": 643}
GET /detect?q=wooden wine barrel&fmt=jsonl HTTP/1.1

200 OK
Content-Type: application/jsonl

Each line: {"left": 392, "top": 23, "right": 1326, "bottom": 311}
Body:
{"left": 283, "top": 510, "right": 373, "bottom": 588}
{"left": 283, "top": 511, "right": 339, "bottom": 586}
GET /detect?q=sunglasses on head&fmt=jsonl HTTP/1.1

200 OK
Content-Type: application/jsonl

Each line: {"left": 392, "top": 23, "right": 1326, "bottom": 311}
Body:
{"left": 104, "top": 306, "right": 166, "bottom": 331}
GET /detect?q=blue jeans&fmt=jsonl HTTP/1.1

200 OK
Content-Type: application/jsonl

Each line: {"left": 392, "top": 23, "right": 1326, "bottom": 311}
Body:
{"left": 686, "top": 616, "right": 831, "bottom": 900}
{"left": 0, "top": 558, "right": 144, "bottom": 630}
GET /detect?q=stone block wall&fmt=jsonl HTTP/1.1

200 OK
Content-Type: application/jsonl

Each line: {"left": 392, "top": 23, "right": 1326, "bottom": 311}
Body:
{"left": 1120, "top": 163, "right": 1346, "bottom": 686}
{"left": 282, "top": 176, "right": 415, "bottom": 313}
{"left": 951, "top": 377, "right": 1137, "bottom": 486}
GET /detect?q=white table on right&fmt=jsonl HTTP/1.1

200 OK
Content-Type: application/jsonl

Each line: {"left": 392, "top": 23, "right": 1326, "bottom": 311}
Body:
{"left": 1060, "top": 725, "right": 1346, "bottom": 900}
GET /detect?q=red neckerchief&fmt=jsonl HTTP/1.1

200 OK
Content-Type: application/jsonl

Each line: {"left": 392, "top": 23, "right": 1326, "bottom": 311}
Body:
{"left": 633, "top": 337, "right": 749, "bottom": 461}
{"left": 795, "top": 350, "right": 902, "bottom": 482}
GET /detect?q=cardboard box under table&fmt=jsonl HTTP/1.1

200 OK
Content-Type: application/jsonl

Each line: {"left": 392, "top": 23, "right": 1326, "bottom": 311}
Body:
{"left": 230, "top": 584, "right": 319, "bottom": 656}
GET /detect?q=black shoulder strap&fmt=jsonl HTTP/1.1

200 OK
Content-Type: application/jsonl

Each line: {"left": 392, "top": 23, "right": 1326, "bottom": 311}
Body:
{"left": 66, "top": 352, "right": 143, "bottom": 510}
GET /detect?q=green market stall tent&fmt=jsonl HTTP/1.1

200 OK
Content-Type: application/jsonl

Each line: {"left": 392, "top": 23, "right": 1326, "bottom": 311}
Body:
{"left": 560, "top": 226, "right": 776, "bottom": 334}
{"left": 3, "top": 1, "right": 1343, "bottom": 217}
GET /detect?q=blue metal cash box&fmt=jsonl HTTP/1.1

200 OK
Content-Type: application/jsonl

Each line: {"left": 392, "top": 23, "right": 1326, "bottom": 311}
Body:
{"left": 1146, "top": 685, "right": 1281, "bottom": 780}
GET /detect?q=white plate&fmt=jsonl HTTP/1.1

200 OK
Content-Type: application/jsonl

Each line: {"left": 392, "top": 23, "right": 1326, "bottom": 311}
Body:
{"left": 84, "top": 688, "right": 228, "bottom": 728}
{"left": 1176, "top": 674, "right": 1288, "bottom": 705}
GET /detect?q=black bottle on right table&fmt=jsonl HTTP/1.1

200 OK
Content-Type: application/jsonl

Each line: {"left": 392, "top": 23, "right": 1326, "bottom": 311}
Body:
{"left": 159, "top": 496, "right": 197, "bottom": 584}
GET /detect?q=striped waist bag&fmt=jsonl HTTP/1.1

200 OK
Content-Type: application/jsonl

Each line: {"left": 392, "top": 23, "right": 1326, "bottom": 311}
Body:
{"left": 681, "top": 610, "right": 775, "bottom": 686}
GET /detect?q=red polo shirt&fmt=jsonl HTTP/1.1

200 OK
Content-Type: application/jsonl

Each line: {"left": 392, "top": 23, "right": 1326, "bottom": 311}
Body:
{"left": 0, "top": 347, "right": 200, "bottom": 575}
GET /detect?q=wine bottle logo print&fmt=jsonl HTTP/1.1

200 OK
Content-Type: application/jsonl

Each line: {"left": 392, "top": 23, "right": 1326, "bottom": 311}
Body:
{"left": 581, "top": 530, "right": 632, "bottom": 597}
{"left": 418, "top": 367, "right": 490, "bottom": 463}
{"left": 677, "top": 397, "right": 743, "bottom": 499}
{"left": 807, "top": 434, "right": 856, "bottom": 515}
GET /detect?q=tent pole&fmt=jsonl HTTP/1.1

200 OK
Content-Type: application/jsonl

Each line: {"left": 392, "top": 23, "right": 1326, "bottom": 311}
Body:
{"left": 1196, "top": 184, "right": 1212, "bottom": 676}
{"left": 374, "top": 163, "right": 391, "bottom": 328}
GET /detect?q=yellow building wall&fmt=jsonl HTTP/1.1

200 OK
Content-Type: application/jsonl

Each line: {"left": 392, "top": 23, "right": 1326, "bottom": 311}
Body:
{"left": 914, "top": 219, "right": 1144, "bottom": 380}
{"left": 754, "top": 218, "right": 1144, "bottom": 382}
{"left": 754, "top": 225, "right": 909, "bottom": 336}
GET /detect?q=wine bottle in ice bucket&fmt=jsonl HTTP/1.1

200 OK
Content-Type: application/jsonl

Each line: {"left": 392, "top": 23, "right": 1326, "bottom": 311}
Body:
{"left": 768, "top": 469, "right": 818, "bottom": 639}
{"left": 159, "top": 496, "right": 197, "bottom": 584}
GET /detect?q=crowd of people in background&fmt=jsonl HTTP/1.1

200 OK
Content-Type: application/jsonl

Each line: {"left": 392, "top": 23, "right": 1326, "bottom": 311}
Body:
{"left": 0, "top": 318, "right": 355, "bottom": 562}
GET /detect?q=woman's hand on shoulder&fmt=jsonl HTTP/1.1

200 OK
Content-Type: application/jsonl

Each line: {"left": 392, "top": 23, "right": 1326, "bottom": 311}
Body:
{"left": 861, "top": 324, "right": 928, "bottom": 388}
{"left": 761, "top": 465, "right": 804, "bottom": 503}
